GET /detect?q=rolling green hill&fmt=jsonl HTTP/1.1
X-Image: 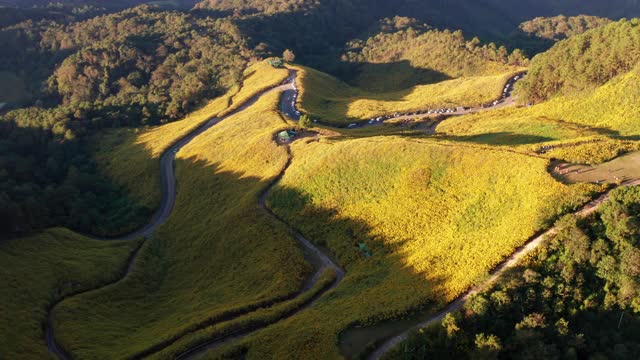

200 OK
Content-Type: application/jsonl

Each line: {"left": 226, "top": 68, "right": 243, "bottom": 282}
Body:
{"left": 2, "top": 3, "right": 640, "bottom": 360}
{"left": 197, "top": 136, "right": 596, "bottom": 358}
{"left": 437, "top": 64, "right": 640, "bottom": 165}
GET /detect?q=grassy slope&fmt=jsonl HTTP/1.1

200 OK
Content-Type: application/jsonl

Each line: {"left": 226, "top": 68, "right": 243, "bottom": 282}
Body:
{"left": 295, "top": 65, "right": 518, "bottom": 125}
{"left": 437, "top": 68, "right": 640, "bottom": 153}
{"left": 0, "top": 229, "right": 141, "bottom": 359}
{"left": 51, "top": 89, "right": 310, "bottom": 358}
{"left": 94, "top": 60, "right": 289, "bottom": 210}
{"left": 196, "top": 137, "right": 597, "bottom": 358}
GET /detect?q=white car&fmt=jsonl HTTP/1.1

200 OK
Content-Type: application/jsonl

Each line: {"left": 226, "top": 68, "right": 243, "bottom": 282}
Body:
{"left": 347, "top": 123, "right": 358, "bottom": 128}
{"left": 295, "top": 111, "right": 301, "bottom": 116}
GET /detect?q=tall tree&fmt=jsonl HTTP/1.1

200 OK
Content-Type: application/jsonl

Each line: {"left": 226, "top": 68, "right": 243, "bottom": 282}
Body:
{"left": 283, "top": 49, "right": 296, "bottom": 63}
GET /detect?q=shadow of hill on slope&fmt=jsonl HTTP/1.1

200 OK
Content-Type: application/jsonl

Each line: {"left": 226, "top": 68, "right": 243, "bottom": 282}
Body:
{"left": 343, "top": 60, "right": 452, "bottom": 93}
{"left": 0, "top": 228, "right": 142, "bottom": 359}
{"left": 294, "top": 64, "right": 483, "bottom": 126}
{"left": 436, "top": 132, "right": 555, "bottom": 145}
{"left": 0, "top": 121, "right": 153, "bottom": 239}
{"left": 48, "top": 151, "right": 452, "bottom": 360}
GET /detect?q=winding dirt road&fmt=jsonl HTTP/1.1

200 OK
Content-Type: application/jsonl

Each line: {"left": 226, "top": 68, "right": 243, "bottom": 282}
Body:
{"left": 44, "top": 67, "right": 623, "bottom": 360}
{"left": 44, "top": 74, "right": 341, "bottom": 360}
{"left": 172, "top": 149, "right": 345, "bottom": 360}
{"left": 367, "top": 178, "right": 640, "bottom": 360}
{"left": 280, "top": 70, "right": 525, "bottom": 129}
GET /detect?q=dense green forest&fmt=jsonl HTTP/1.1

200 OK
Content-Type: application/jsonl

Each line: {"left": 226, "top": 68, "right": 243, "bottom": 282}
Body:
{"left": 0, "top": 1, "right": 197, "bottom": 10}
{"left": 506, "top": 15, "right": 612, "bottom": 56}
{"left": 0, "top": 5, "right": 253, "bottom": 237}
{"left": 1, "top": 6, "right": 250, "bottom": 119}
{"left": 391, "top": 186, "right": 640, "bottom": 359}
{"left": 0, "top": 1, "right": 200, "bottom": 27}
{"left": 516, "top": 19, "right": 640, "bottom": 104}
{"left": 342, "top": 17, "right": 526, "bottom": 89}
{"left": 195, "top": 0, "right": 640, "bottom": 44}
{"left": 519, "top": 15, "right": 612, "bottom": 41}
{"left": 0, "top": 5, "right": 101, "bottom": 28}
{"left": 194, "top": 0, "right": 314, "bottom": 14}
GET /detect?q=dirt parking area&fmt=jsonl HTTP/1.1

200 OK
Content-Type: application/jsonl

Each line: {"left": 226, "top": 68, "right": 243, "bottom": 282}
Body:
{"left": 554, "top": 151, "right": 640, "bottom": 184}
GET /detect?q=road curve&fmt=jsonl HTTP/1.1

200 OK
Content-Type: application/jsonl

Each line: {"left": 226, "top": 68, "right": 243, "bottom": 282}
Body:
{"left": 173, "top": 69, "right": 528, "bottom": 358}
{"left": 43, "top": 75, "right": 331, "bottom": 359}
{"left": 174, "top": 148, "right": 345, "bottom": 360}
{"left": 279, "top": 70, "right": 525, "bottom": 129}
{"left": 367, "top": 179, "right": 640, "bottom": 360}
{"left": 43, "top": 67, "right": 560, "bottom": 360}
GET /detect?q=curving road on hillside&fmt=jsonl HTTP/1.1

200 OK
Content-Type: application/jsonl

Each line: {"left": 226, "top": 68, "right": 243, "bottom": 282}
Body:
{"left": 43, "top": 76, "right": 340, "bottom": 360}
{"left": 280, "top": 70, "right": 525, "bottom": 129}
{"left": 44, "top": 68, "right": 548, "bottom": 359}
{"left": 172, "top": 148, "right": 346, "bottom": 360}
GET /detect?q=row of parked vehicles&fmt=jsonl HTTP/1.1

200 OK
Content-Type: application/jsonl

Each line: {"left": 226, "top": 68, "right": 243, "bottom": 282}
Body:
{"left": 289, "top": 84, "right": 301, "bottom": 117}
{"left": 300, "top": 73, "right": 525, "bottom": 130}
{"left": 355, "top": 105, "right": 470, "bottom": 128}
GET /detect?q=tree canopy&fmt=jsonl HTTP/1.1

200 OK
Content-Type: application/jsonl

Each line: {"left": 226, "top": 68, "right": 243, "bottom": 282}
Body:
{"left": 0, "top": 5, "right": 254, "bottom": 237}
{"left": 516, "top": 19, "right": 640, "bottom": 103}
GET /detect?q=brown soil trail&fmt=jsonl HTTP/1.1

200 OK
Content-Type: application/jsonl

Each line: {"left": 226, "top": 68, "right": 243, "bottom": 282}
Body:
{"left": 367, "top": 179, "right": 640, "bottom": 360}
{"left": 173, "top": 146, "right": 345, "bottom": 360}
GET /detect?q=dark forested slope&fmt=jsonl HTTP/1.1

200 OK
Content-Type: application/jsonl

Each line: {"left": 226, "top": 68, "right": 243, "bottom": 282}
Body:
{"left": 341, "top": 18, "right": 526, "bottom": 90}
{"left": 0, "top": 5, "right": 253, "bottom": 237}
{"left": 518, "top": 15, "right": 612, "bottom": 41}
{"left": 197, "top": 0, "right": 640, "bottom": 40}
{"left": 192, "top": 0, "right": 640, "bottom": 72}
